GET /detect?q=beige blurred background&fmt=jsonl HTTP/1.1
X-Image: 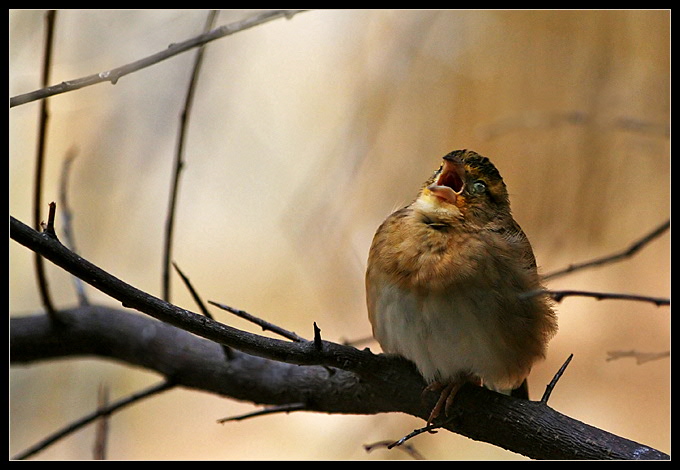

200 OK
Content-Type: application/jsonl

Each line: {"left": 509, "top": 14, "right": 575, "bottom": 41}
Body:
{"left": 10, "top": 10, "right": 669, "bottom": 460}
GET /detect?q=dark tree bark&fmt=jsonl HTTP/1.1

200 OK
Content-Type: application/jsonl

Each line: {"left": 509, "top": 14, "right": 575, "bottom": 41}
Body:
{"left": 10, "top": 215, "right": 669, "bottom": 460}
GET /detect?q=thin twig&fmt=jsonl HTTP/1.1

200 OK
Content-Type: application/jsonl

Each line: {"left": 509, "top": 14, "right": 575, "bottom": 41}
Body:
{"left": 217, "top": 403, "right": 306, "bottom": 423}
{"left": 93, "top": 384, "right": 110, "bottom": 460}
{"left": 40, "top": 201, "right": 58, "bottom": 239}
{"left": 10, "top": 10, "right": 307, "bottom": 108}
{"left": 606, "top": 350, "right": 670, "bottom": 365}
{"left": 364, "top": 440, "right": 426, "bottom": 460}
{"left": 33, "top": 10, "right": 58, "bottom": 321}
{"left": 543, "top": 219, "right": 670, "bottom": 281}
{"left": 522, "top": 289, "right": 670, "bottom": 307}
{"left": 12, "top": 379, "right": 175, "bottom": 460}
{"left": 172, "top": 262, "right": 212, "bottom": 318}
{"left": 208, "top": 300, "right": 306, "bottom": 342}
{"left": 541, "top": 354, "right": 574, "bottom": 404}
{"left": 163, "top": 10, "right": 218, "bottom": 302}
{"left": 388, "top": 418, "right": 455, "bottom": 449}
{"left": 59, "top": 148, "right": 89, "bottom": 306}
{"left": 173, "top": 262, "right": 234, "bottom": 359}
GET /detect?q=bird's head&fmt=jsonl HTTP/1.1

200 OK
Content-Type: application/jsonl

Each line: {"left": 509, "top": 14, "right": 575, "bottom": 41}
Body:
{"left": 416, "top": 150, "right": 511, "bottom": 225}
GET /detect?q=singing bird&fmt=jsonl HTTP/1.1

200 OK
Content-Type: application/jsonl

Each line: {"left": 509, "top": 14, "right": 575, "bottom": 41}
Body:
{"left": 366, "top": 149, "right": 557, "bottom": 423}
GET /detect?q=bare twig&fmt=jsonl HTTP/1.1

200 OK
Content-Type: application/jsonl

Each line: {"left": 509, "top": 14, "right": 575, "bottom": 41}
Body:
{"left": 364, "top": 440, "right": 426, "bottom": 460}
{"left": 12, "top": 379, "right": 175, "bottom": 460}
{"left": 522, "top": 289, "right": 670, "bottom": 307}
{"left": 217, "top": 403, "right": 306, "bottom": 423}
{"left": 172, "top": 262, "right": 212, "bottom": 318}
{"left": 33, "top": 10, "right": 58, "bottom": 320}
{"left": 606, "top": 350, "right": 670, "bottom": 365}
{"left": 40, "top": 202, "right": 58, "bottom": 239}
{"left": 541, "top": 354, "right": 574, "bottom": 404}
{"left": 10, "top": 10, "right": 307, "bottom": 108}
{"left": 93, "top": 384, "right": 110, "bottom": 460}
{"left": 543, "top": 220, "right": 670, "bottom": 281}
{"left": 163, "top": 10, "right": 218, "bottom": 302}
{"left": 173, "top": 262, "right": 234, "bottom": 359}
{"left": 388, "top": 419, "right": 454, "bottom": 450}
{"left": 208, "top": 300, "right": 306, "bottom": 343}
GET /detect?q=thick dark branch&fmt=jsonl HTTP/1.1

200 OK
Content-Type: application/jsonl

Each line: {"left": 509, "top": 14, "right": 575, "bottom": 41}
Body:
{"left": 10, "top": 215, "right": 387, "bottom": 375}
{"left": 9, "top": 215, "right": 669, "bottom": 460}
{"left": 10, "top": 307, "right": 668, "bottom": 460}
{"left": 10, "top": 306, "right": 419, "bottom": 416}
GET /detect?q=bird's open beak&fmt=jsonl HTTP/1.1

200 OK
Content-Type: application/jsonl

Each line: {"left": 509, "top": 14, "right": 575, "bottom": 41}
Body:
{"left": 427, "top": 157, "right": 465, "bottom": 204}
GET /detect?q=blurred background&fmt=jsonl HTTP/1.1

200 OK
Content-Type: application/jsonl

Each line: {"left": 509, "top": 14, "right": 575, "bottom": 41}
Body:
{"left": 10, "top": 10, "right": 669, "bottom": 460}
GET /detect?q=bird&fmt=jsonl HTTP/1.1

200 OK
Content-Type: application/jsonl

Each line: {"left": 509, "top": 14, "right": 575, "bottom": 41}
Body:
{"left": 365, "top": 149, "right": 557, "bottom": 424}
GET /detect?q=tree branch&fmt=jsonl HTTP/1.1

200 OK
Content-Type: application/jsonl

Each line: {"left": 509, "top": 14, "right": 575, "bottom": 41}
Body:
{"left": 11, "top": 378, "right": 175, "bottom": 460}
{"left": 32, "top": 10, "right": 58, "bottom": 320}
{"left": 162, "top": 10, "right": 218, "bottom": 302}
{"left": 10, "top": 215, "right": 387, "bottom": 375}
{"left": 521, "top": 289, "right": 670, "bottom": 307}
{"left": 543, "top": 220, "right": 670, "bottom": 281}
{"left": 9, "top": 214, "right": 669, "bottom": 460}
{"left": 9, "top": 10, "right": 307, "bottom": 108}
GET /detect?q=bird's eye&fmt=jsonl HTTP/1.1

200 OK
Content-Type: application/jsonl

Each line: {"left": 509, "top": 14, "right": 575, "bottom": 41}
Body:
{"left": 470, "top": 180, "right": 487, "bottom": 194}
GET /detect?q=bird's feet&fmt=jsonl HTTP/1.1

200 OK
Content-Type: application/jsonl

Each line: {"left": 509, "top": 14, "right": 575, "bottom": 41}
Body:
{"left": 422, "top": 375, "right": 481, "bottom": 428}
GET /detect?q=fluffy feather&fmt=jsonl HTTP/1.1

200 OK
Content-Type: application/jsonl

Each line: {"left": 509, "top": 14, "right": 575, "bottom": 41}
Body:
{"left": 366, "top": 150, "right": 557, "bottom": 397}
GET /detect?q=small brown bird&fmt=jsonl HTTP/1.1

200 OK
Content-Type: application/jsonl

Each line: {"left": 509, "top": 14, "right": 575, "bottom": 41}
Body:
{"left": 366, "top": 150, "right": 557, "bottom": 423}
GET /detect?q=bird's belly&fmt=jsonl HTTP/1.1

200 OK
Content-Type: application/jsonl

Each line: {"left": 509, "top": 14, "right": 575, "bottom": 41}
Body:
{"left": 371, "top": 283, "right": 525, "bottom": 390}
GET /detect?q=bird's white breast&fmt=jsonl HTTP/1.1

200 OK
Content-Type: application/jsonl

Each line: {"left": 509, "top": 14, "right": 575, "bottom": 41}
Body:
{"left": 371, "top": 282, "right": 527, "bottom": 391}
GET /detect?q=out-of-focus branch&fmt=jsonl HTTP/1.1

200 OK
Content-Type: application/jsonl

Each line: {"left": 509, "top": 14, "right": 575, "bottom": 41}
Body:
{"left": 58, "top": 149, "right": 89, "bottom": 306}
{"left": 543, "top": 219, "right": 670, "bottom": 281}
{"left": 11, "top": 378, "right": 175, "bottom": 460}
{"left": 93, "top": 384, "right": 110, "bottom": 460}
{"left": 522, "top": 289, "right": 670, "bottom": 307}
{"left": 9, "top": 10, "right": 307, "bottom": 108}
{"left": 606, "top": 350, "right": 670, "bottom": 364}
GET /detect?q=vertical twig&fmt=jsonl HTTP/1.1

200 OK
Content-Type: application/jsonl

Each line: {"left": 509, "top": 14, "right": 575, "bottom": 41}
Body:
{"left": 33, "top": 10, "right": 58, "bottom": 321}
{"left": 93, "top": 384, "right": 110, "bottom": 460}
{"left": 59, "top": 148, "right": 89, "bottom": 305}
{"left": 162, "top": 10, "right": 219, "bottom": 302}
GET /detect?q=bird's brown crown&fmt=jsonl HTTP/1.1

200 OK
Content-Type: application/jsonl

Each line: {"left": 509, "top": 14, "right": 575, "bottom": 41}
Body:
{"left": 419, "top": 149, "right": 511, "bottom": 223}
